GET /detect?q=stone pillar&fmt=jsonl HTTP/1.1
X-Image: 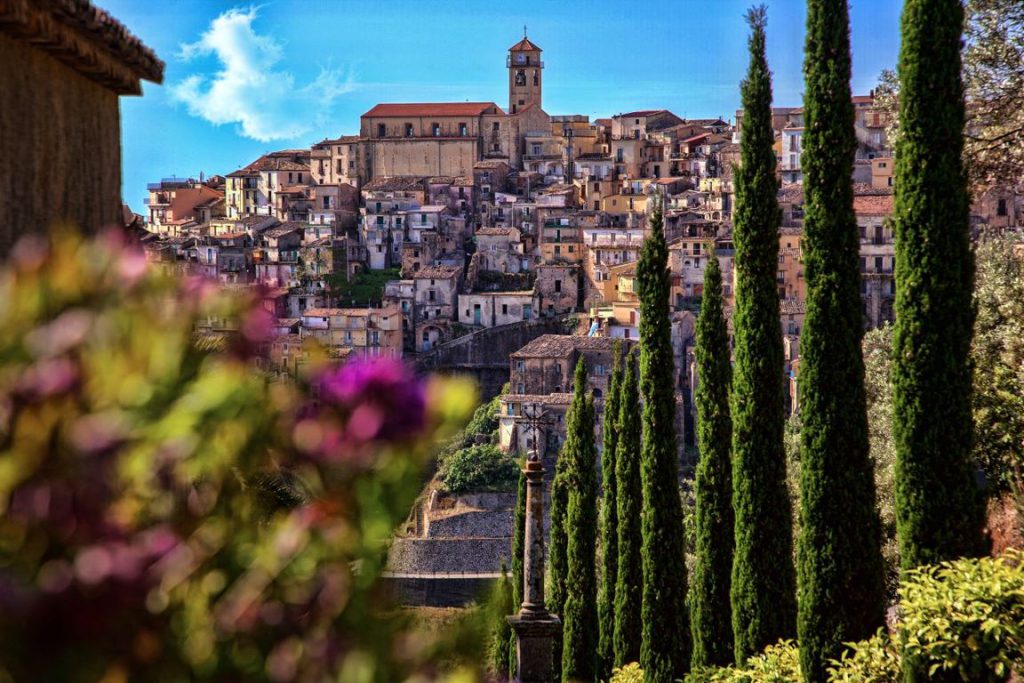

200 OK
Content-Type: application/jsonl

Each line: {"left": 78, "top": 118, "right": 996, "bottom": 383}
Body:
{"left": 507, "top": 451, "right": 561, "bottom": 683}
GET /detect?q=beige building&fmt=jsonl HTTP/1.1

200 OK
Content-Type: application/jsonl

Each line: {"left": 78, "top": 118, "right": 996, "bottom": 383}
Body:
{"left": 299, "top": 306, "right": 403, "bottom": 359}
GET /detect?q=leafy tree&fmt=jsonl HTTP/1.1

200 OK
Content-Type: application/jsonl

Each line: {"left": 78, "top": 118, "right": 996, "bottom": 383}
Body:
{"left": 891, "top": 0, "right": 986, "bottom": 573}
{"left": 599, "top": 341, "right": 625, "bottom": 679}
{"left": 439, "top": 444, "right": 520, "bottom": 493}
{"left": 875, "top": 0, "right": 1024, "bottom": 186}
{"left": 690, "top": 254, "right": 735, "bottom": 669}
{"left": 613, "top": 349, "right": 643, "bottom": 668}
{"left": 561, "top": 359, "right": 600, "bottom": 682}
{"left": 796, "top": 0, "right": 887, "bottom": 678}
{"left": 971, "top": 235, "right": 1024, "bottom": 502}
{"left": 637, "top": 194, "right": 690, "bottom": 681}
{"left": 729, "top": 5, "right": 797, "bottom": 664}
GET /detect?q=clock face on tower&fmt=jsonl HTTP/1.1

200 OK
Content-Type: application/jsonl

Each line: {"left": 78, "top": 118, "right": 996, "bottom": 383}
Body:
{"left": 514, "top": 53, "right": 526, "bottom": 65}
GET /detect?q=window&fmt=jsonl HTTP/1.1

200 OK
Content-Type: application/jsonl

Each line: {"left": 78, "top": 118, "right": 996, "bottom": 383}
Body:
{"left": 432, "top": 122, "right": 440, "bottom": 136}
{"left": 493, "top": 122, "right": 500, "bottom": 131}
{"left": 459, "top": 122, "right": 468, "bottom": 136}
{"left": 502, "top": 304, "right": 508, "bottom": 315}
{"left": 428, "top": 290, "right": 436, "bottom": 302}
{"left": 515, "top": 360, "right": 525, "bottom": 371}
{"left": 517, "top": 383, "right": 525, "bottom": 394}
{"left": 405, "top": 123, "right": 414, "bottom": 137}
{"left": 998, "top": 199, "right": 1008, "bottom": 217}
{"left": 554, "top": 279, "right": 561, "bottom": 293}
{"left": 595, "top": 364, "right": 606, "bottom": 376}
{"left": 378, "top": 123, "right": 386, "bottom": 137}
{"left": 875, "top": 256, "right": 884, "bottom": 272}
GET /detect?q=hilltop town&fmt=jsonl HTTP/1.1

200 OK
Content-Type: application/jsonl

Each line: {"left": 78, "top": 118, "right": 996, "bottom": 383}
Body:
{"left": 138, "top": 33, "right": 1017, "bottom": 471}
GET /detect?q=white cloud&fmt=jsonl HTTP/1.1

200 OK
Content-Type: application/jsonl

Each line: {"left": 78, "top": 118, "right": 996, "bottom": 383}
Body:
{"left": 171, "top": 7, "right": 355, "bottom": 142}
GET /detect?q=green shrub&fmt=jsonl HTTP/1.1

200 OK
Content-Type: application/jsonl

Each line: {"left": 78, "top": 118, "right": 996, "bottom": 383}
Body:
{"left": 898, "top": 550, "right": 1024, "bottom": 680}
{"left": 440, "top": 444, "right": 519, "bottom": 493}
{"left": 827, "top": 630, "right": 900, "bottom": 683}
{"left": 610, "top": 662, "right": 645, "bottom": 683}
{"left": 686, "top": 640, "right": 800, "bottom": 683}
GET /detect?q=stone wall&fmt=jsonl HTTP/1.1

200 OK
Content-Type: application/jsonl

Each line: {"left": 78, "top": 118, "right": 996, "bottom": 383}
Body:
{"left": 0, "top": 34, "right": 123, "bottom": 251}
{"left": 387, "top": 537, "right": 512, "bottom": 574}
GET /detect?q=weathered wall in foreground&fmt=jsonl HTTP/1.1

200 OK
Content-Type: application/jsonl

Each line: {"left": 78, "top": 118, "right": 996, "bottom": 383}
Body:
{"left": 0, "top": 33, "right": 122, "bottom": 252}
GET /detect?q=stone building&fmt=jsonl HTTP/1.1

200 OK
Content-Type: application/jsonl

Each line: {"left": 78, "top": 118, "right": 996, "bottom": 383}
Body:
{"left": 1, "top": 0, "right": 163, "bottom": 250}
{"left": 508, "top": 334, "right": 626, "bottom": 398}
{"left": 475, "top": 227, "right": 525, "bottom": 273}
{"left": 457, "top": 291, "right": 538, "bottom": 328}
{"left": 299, "top": 305, "right": 403, "bottom": 359}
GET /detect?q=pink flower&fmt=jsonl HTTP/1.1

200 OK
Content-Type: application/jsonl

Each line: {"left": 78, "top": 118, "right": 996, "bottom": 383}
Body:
{"left": 316, "top": 359, "right": 426, "bottom": 445}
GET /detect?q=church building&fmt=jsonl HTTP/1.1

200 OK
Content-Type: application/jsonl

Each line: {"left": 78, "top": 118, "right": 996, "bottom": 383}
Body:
{"left": 353, "top": 33, "right": 551, "bottom": 181}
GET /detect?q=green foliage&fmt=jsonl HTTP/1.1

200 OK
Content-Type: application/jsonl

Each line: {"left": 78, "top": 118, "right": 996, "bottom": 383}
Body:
{"left": 971, "top": 235, "right": 1024, "bottom": 497}
{"left": 465, "top": 393, "right": 502, "bottom": 440}
{"left": 326, "top": 267, "right": 400, "bottom": 307}
{"left": 599, "top": 342, "right": 625, "bottom": 680}
{"left": 0, "top": 230, "right": 480, "bottom": 682}
{"left": 691, "top": 254, "right": 735, "bottom": 669}
{"left": 797, "top": 0, "right": 887, "bottom": 678}
{"left": 487, "top": 568, "right": 515, "bottom": 678}
{"left": 686, "top": 641, "right": 801, "bottom": 683}
{"left": 548, "top": 443, "right": 570, "bottom": 659}
{"left": 439, "top": 444, "right": 520, "bottom": 494}
{"left": 509, "top": 467, "right": 526, "bottom": 676}
{"left": 637, "top": 196, "right": 691, "bottom": 681}
{"left": 899, "top": 550, "right": 1024, "bottom": 680}
{"left": 611, "top": 662, "right": 645, "bottom": 683}
{"left": 827, "top": 631, "right": 901, "bottom": 683}
{"left": 614, "top": 350, "right": 644, "bottom": 668}
{"left": 892, "top": 0, "right": 986, "bottom": 573}
{"left": 730, "top": 5, "right": 796, "bottom": 664}
{"left": 562, "top": 359, "right": 600, "bottom": 682}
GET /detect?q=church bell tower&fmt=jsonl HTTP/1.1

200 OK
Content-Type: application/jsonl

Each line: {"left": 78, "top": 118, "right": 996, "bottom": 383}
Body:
{"left": 508, "top": 29, "right": 542, "bottom": 114}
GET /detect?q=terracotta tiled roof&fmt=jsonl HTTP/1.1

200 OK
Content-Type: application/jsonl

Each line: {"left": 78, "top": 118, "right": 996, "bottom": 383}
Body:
{"left": 303, "top": 308, "right": 372, "bottom": 318}
{"left": 617, "top": 110, "right": 664, "bottom": 118}
{"left": 853, "top": 194, "right": 895, "bottom": 216}
{"left": 476, "top": 227, "right": 516, "bottom": 236}
{"left": 362, "top": 102, "right": 501, "bottom": 118}
{"left": 413, "top": 264, "right": 462, "bottom": 279}
{"left": 363, "top": 176, "right": 427, "bottom": 192}
{"left": 508, "top": 36, "right": 541, "bottom": 52}
{"left": 511, "top": 334, "right": 626, "bottom": 358}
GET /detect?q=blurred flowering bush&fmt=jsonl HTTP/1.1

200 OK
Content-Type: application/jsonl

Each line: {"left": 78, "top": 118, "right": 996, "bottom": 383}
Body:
{"left": 0, "top": 230, "right": 481, "bottom": 682}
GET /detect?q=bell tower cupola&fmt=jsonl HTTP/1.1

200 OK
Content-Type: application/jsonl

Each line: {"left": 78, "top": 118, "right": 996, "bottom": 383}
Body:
{"left": 508, "top": 28, "right": 542, "bottom": 114}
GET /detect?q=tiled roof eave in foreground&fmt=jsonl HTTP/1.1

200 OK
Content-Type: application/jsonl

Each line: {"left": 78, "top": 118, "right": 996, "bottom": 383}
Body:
{"left": 1, "top": 0, "right": 164, "bottom": 94}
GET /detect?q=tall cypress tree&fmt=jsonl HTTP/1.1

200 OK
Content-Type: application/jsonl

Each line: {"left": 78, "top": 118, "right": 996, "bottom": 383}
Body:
{"left": 796, "top": 1, "right": 887, "bottom": 680}
{"left": 690, "top": 253, "right": 735, "bottom": 669}
{"left": 488, "top": 566, "right": 514, "bottom": 679}
{"left": 892, "top": 0, "right": 986, "bottom": 573}
{"left": 613, "top": 349, "right": 642, "bottom": 668}
{"left": 598, "top": 342, "right": 624, "bottom": 680}
{"left": 548, "top": 433, "right": 570, "bottom": 678}
{"left": 561, "top": 359, "right": 599, "bottom": 683}
{"left": 508, "top": 466, "right": 526, "bottom": 676}
{"left": 637, "top": 195, "right": 690, "bottom": 682}
{"left": 729, "top": 6, "right": 796, "bottom": 665}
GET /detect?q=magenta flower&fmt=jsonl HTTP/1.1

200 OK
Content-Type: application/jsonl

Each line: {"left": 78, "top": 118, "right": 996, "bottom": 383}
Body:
{"left": 316, "top": 359, "right": 426, "bottom": 445}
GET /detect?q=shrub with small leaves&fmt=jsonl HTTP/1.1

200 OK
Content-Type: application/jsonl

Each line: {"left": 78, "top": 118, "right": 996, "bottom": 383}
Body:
{"left": 440, "top": 444, "right": 520, "bottom": 493}
{"left": 609, "top": 662, "right": 645, "bottom": 683}
{"left": 827, "top": 630, "right": 901, "bottom": 683}
{"left": 899, "top": 550, "right": 1024, "bottom": 680}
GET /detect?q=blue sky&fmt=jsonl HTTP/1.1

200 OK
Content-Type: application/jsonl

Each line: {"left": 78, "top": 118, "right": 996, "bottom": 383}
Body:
{"left": 99, "top": 0, "right": 905, "bottom": 213}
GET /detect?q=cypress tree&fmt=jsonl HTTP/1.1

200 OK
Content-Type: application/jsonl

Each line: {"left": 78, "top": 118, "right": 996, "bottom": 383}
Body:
{"left": 548, "top": 434, "right": 570, "bottom": 678}
{"left": 561, "top": 358, "right": 599, "bottom": 683}
{"left": 796, "top": 0, "right": 887, "bottom": 680}
{"left": 598, "top": 341, "right": 624, "bottom": 680}
{"left": 488, "top": 565, "right": 514, "bottom": 679}
{"left": 892, "top": 0, "right": 986, "bottom": 573}
{"left": 637, "top": 195, "right": 690, "bottom": 682}
{"left": 508, "top": 466, "right": 526, "bottom": 676}
{"left": 690, "top": 253, "right": 735, "bottom": 669}
{"left": 613, "top": 349, "right": 642, "bottom": 668}
{"left": 729, "top": 5, "right": 797, "bottom": 664}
